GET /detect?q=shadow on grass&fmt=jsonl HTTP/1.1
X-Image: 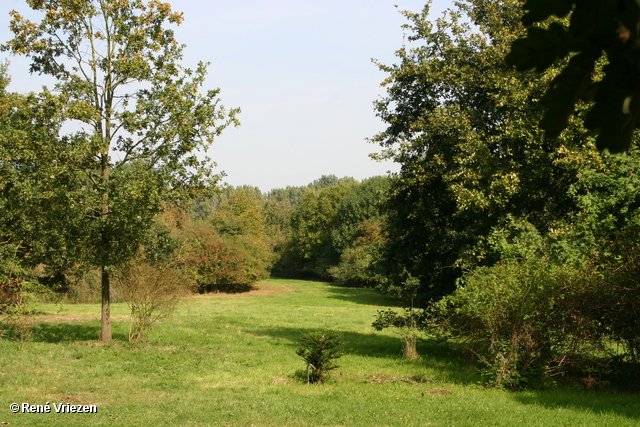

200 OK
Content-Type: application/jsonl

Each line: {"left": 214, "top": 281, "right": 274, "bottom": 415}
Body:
{"left": 251, "top": 325, "right": 477, "bottom": 385}
{"left": 512, "top": 389, "right": 640, "bottom": 422}
{"left": 324, "top": 285, "right": 406, "bottom": 307}
{"left": 32, "top": 322, "right": 128, "bottom": 343}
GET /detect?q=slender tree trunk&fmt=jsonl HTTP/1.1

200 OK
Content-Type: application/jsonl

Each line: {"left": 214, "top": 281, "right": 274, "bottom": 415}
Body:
{"left": 100, "top": 266, "right": 111, "bottom": 341}
{"left": 100, "top": 152, "right": 112, "bottom": 341}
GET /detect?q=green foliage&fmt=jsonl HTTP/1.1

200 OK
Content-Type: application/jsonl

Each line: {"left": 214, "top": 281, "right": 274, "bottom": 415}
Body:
{"left": 567, "top": 150, "right": 640, "bottom": 256}
{"left": 506, "top": 0, "right": 640, "bottom": 152}
{"left": 280, "top": 176, "right": 392, "bottom": 281}
{"left": 296, "top": 330, "right": 344, "bottom": 384}
{"left": 325, "top": 177, "right": 390, "bottom": 287}
{"left": 331, "top": 176, "right": 390, "bottom": 253}
{"left": 432, "top": 256, "right": 604, "bottom": 389}
{"left": 329, "top": 219, "right": 386, "bottom": 287}
{"left": 0, "top": 65, "right": 85, "bottom": 273}
{"left": 211, "top": 187, "right": 268, "bottom": 239}
{"left": 288, "top": 181, "right": 355, "bottom": 278}
{"left": 2, "top": 0, "right": 239, "bottom": 340}
{"left": 371, "top": 0, "right": 595, "bottom": 301}
{"left": 372, "top": 308, "right": 424, "bottom": 360}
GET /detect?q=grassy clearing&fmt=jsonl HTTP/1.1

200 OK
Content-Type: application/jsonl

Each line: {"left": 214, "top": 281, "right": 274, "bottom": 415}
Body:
{"left": 1, "top": 279, "right": 639, "bottom": 426}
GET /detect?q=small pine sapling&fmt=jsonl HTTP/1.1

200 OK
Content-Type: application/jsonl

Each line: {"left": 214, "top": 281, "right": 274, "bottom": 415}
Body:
{"left": 296, "top": 330, "right": 344, "bottom": 384}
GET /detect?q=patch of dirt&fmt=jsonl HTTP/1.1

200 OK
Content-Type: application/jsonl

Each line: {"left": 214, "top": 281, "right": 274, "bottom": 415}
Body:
{"left": 369, "top": 374, "right": 432, "bottom": 384}
{"left": 271, "top": 377, "right": 292, "bottom": 384}
{"left": 32, "top": 313, "right": 130, "bottom": 324}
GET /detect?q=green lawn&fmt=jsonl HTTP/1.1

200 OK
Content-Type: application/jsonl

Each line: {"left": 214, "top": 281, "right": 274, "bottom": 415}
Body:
{"left": 1, "top": 279, "right": 638, "bottom": 426}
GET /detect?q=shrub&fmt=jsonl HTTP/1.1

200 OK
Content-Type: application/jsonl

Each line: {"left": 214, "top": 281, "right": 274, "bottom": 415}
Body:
{"left": 0, "top": 245, "right": 39, "bottom": 340}
{"left": 115, "top": 260, "right": 192, "bottom": 343}
{"left": 296, "top": 330, "right": 344, "bottom": 384}
{"left": 372, "top": 308, "right": 424, "bottom": 361}
{"left": 431, "top": 257, "right": 604, "bottom": 389}
{"left": 182, "top": 222, "right": 271, "bottom": 293}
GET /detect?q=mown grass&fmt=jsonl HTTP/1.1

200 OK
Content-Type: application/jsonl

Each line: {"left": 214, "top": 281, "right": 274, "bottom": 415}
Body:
{"left": 1, "top": 278, "right": 639, "bottom": 426}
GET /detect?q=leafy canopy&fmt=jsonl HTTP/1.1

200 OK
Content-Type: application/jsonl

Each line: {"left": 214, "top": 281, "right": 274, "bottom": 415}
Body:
{"left": 371, "top": 0, "right": 598, "bottom": 301}
{"left": 506, "top": 0, "right": 640, "bottom": 153}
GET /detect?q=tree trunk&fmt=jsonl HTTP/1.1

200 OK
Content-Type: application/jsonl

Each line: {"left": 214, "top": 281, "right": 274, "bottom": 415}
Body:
{"left": 100, "top": 266, "right": 111, "bottom": 341}
{"left": 100, "top": 152, "right": 111, "bottom": 341}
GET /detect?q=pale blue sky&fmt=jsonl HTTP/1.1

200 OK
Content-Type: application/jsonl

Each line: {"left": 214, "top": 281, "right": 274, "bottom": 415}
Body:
{"left": 1, "top": 0, "right": 451, "bottom": 192}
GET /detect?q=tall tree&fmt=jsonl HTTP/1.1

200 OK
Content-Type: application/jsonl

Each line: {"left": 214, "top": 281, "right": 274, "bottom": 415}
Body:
{"left": 2, "top": 0, "right": 238, "bottom": 340}
{"left": 371, "top": 0, "right": 597, "bottom": 301}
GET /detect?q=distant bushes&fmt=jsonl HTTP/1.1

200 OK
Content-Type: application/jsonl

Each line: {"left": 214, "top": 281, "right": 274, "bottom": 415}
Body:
{"left": 182, "top": 222, "right": 271, "bottom": 293}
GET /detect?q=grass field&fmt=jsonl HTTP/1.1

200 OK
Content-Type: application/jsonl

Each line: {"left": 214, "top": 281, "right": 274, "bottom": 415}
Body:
{"left": 1, "top": 278, "right": 639, "bottom": 426}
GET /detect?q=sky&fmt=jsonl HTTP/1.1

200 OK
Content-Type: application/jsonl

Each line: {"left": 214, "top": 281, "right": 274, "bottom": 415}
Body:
{"left": 0, "top": 0, "right": 451, "bottom": 193}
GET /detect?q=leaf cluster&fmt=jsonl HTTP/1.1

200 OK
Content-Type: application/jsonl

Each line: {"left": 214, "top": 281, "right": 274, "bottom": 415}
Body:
{"left": 506, "top": 0, "right": 640, "bottom": 152}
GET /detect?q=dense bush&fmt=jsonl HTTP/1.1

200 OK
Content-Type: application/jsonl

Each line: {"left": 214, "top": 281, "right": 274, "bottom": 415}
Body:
{"left": 182, "top": 224, "right": 263, "bottom": 293}
{"left": 431, "top": 255, "right": 605, "bottom": 389}
{"left": 182, "top": 187, "right": 274, "bottom": 293}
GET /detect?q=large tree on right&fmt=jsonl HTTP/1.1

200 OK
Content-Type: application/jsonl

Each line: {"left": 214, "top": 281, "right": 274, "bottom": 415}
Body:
{"left": 371, "top": 0, "right": 599, "bottom": 301}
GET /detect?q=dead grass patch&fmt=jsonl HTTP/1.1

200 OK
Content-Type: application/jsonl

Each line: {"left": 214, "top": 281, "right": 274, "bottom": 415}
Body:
{"left": 369, "top": 374, "right": 432, "bottom": 384}
{"left": 32, "top": 313, "right": 130, "bottom": 324}
{"left": 194, "top": 281, "right": 294, "bottom": 299}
